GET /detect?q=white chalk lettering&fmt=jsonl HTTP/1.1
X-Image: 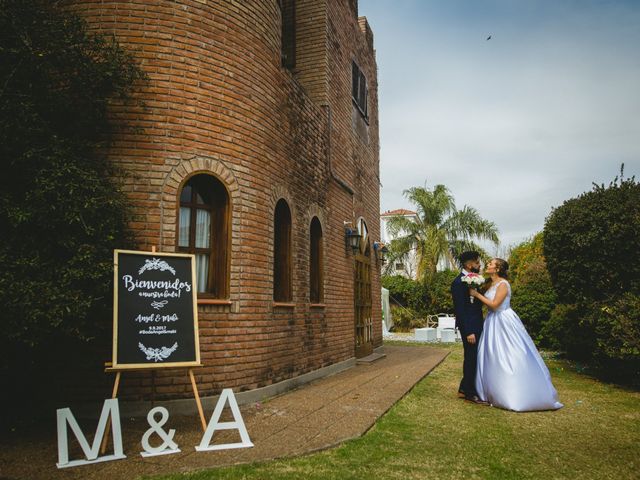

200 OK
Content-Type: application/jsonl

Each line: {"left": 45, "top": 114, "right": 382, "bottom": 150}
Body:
{"left": 134, "top": 313, "right": 179, "bottom": 324}
{"left": 139, "top": 326, "right": 178, "bottom": 335}
{"left": 121, "top": 275, "right": 191, "bottom": 293}
{"left": 138, "top": 290, "right": 182, "bottom": 299}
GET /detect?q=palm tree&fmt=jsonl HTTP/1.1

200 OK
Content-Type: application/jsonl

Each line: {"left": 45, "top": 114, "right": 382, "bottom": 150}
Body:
{"left": 384, "top": 184, "right": 499, "bottom": 281}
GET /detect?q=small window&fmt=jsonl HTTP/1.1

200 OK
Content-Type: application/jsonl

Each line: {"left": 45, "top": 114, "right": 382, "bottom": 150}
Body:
{"left": 280, "top": 0, "right": 296, "bottom": 69}
{"left": 310, "top": 217, "right": 323, "bottom": 303}
{"left": 351, "top": 60, "right": 368, "bottom": 119}
{"left": 177, "top": 174, "right": 230, "bottom": 298}
{"left": 274, "top": 199, "right": 292, "bottom": 302}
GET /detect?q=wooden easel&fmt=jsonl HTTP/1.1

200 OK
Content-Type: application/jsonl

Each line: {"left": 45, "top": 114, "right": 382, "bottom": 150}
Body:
{"left": 100, "top": 366, "right": 207, "bottom": 454}
{"left": 100, "top": 246, "right": 206, "bottom": 454}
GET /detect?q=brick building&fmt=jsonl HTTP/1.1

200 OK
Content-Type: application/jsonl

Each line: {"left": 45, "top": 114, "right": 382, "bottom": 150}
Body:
{"left": 67, "top": 0, "right": 382, "bottom": 402}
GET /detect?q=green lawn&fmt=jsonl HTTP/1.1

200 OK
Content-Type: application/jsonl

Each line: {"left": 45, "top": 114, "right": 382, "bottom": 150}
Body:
{"left": 148, "top": 343, "right": 639, "bottom": 480}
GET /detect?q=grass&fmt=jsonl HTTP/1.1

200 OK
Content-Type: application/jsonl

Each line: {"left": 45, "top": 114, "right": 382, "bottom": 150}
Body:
{"left": 148, "top": 342, "right": 639, "bottom": 480}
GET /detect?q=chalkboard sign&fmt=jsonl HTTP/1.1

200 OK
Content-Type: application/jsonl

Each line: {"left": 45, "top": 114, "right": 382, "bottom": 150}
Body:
{"left": 112, "top": 250, "right": 200, "bottom": 370}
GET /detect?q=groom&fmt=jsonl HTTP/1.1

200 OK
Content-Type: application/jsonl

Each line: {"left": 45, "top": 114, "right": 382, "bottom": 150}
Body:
{"left": 451, "top": 251, "right": 488, "bottom": 405}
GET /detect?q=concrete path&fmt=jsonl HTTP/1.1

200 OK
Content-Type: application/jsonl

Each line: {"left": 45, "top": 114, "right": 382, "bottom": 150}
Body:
{"left": 0, "top": 344, "right": 448, "bottom": 480}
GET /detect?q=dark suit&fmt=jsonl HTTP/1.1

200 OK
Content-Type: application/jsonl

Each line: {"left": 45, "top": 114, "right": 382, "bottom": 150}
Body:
{"left": 451, "top": 272, "right": 484, "bottom": 397}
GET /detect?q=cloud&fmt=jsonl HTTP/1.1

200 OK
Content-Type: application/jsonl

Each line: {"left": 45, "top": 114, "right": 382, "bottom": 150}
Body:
{"left": 363, "top": 0, "right": 640, "bottom": 247}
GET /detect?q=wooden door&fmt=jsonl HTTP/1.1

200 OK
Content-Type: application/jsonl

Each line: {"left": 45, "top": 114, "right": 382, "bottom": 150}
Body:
{"left": 354, "top": 219, "right": 373, "bottom": 358}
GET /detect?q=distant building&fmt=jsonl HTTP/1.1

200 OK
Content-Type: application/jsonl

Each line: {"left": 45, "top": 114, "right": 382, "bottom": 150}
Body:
{"left": 380, "top": 209, "right": 418, "bottom": 279}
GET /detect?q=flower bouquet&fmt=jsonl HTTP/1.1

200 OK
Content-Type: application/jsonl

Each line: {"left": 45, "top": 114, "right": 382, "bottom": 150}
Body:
{"left": 461, "top": 272, "right": 485, "bottom": 303}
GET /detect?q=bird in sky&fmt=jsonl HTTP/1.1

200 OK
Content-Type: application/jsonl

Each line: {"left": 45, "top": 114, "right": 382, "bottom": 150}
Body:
{"left": 486, "top": 35, "right": 492, "bottom": 40}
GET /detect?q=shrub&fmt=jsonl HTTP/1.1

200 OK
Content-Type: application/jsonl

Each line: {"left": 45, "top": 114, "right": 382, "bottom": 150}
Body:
{"left": 0, "top": 0, "right": 144, "bottom": 425}
{"left": 543, "top": 169, "right": 640, "bottom": 303}
{"left": 390, "top": 306, "right": 426, "bottom": 332}
{"left": 0, "top": 0, "right": 143, "bottom": 352}
{"left": 509, "top": 232, "right": 545, "bottom": 284}
{"left": 541, "top": 168, "right": 640, "bottom": 382}
{"left": 382, "top": 275, "right": 429, "bottom": 315}
{"left": 540, "top": 303, "right": 596, "bottom": 360}
{"left": 508, "top": 233, "right": 557, "bottom": 344}
{"left": 383, "top": 270, "right": 459, "bottom": 318}
{"left": 590, "top": 293, "right": 640, "bottom": 367}
{"left": 542, "top": 295, "right": 640, "bottom": 384}
{"left": 511, "top": 259, "right": 557, "bottom": 344}
{"left": 427, "top": 270, "right": 459, "bottom": 314}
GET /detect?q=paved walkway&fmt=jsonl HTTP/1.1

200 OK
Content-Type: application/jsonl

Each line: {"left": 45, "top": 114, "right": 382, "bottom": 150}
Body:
{"left": 1, "top": 344, "right": 449, "bottom": 480}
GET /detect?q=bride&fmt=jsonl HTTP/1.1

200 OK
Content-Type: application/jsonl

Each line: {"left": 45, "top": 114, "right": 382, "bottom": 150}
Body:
{"left": 469, "top": 258, "right": 563, "bottom": 412}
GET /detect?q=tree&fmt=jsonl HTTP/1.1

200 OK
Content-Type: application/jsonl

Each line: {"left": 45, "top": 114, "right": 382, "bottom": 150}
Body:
{"left": 509, "top": 232, "right": 545, "bottom": 284}
{"left": 508, "top": 233, "right": 557, "bottom": 343}
{"left": 384, "top": 184, "right": 499, "bottom": 281}
{"left": 541, "top": 167, "right": 640, "bottom": 381}
{"left": 0, "top": 0, "right": 144, "bottom": 420}
{"left": 543, "top": 166, "right": 639, "bottom": 303}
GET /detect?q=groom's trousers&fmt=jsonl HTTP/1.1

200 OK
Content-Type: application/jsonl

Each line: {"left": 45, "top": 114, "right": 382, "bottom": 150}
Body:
{"left": 460, "top": 333, "right": 479, "bottom": 397}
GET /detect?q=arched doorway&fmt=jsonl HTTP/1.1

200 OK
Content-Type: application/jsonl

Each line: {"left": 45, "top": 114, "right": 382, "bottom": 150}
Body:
{"left": 354, "top": 218, "right": 373, "bottom": 358}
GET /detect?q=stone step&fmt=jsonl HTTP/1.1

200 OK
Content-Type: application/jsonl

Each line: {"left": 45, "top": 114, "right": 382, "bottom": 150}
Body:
{"left": 356, "top": 352, "right": 387, "bottom": 364}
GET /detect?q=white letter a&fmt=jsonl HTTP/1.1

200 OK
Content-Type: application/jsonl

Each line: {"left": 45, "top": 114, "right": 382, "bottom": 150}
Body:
{"left": 196, "top": 389, "right": 253, "bottom": 451}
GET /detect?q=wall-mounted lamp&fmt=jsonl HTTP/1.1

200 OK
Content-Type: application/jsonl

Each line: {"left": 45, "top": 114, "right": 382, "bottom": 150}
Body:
{"left": 373, "top": 241, "right": 389, "bottom": 264}
{"left": 344, "top": 222, "right": 361, "bottom": 254}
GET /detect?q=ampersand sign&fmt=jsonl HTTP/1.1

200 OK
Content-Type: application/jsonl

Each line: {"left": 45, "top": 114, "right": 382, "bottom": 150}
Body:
{"left": 140, "top": 407, "right": 180, "bottom": 457}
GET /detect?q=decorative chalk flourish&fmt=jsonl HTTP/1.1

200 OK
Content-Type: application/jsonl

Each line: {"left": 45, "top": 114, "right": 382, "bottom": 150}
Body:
{"left": 150, "top": 300, "right": 169, "bottom": 310}
{"left": 138, "top": 342, "right": 178, "bottom": 362}
{"left": 139, "top": 258, "right": 176, "bottom": 276}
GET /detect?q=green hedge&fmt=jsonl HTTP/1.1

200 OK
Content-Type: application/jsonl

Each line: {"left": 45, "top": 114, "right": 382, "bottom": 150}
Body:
{"left": 382, "top": 271, "right": 459, "bottom": 331}
{"left": 507, "top": 233, "right": 558, "bottom": 344}
{"left": 540, "top": 296, "right": 640, "bottom": 383}
{"left": 382, "top": 275, "right": 429, "bottom": 315}
{"left": 427, "top": 270, "right": 459, "bottom": 314}
{"left": 542, "top": 170, "right": 639, "bottom": 380}
{"left": 511, "top": 259, "right": 557, "bottom": 344}
{"left": 543, "top": 171, "right": 640, "bottom": 303}
{"left": 389, "top": 306, "right": 428, "bottom": 332}
{"left": 509, "top": 232, "right": 545, "bottom": 284}
{"left": 540, "top": 303, "right": 596, "bottom": 360}
{"left": 592, "top": 294, "right": 640, "bottom": 367}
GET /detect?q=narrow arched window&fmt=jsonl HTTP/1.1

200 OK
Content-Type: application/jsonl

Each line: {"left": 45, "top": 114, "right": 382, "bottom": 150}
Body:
{"left": 279, "top": 0, "right": 296, "bottom": 69}
{"left": 177, "top": 174, "right": 230, "bottom": 298}
{"left": 273, "top": 199, "right": 292, "bottom": 302}
{"left": 358, "top": 217, "right": 370, "bottom": 256}
{"left": 310, "top": 217, "right": 323, "bottom": 303}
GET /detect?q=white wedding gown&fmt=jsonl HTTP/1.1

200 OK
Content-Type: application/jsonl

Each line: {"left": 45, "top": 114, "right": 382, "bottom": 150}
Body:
{"left": 476, "top": 280, "right": 563, "bottom": 412}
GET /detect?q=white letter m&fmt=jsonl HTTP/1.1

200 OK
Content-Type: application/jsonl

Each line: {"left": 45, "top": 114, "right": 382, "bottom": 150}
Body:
{"left": 56, "top": 398, "right": 126, "bottom": 468}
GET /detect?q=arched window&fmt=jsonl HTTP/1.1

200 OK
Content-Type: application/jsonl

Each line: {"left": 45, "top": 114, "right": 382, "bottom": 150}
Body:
{"left": 358, "top": 217, "right": 370, "bottom": 256}
{"left": 273, "top": 199, "right": 292, "bottom": 302}
{"left": 177, "top": 174, "right": 230, "bottom": 298}
{"left": 310, "top": 217, "right": 323, "bottom": 303}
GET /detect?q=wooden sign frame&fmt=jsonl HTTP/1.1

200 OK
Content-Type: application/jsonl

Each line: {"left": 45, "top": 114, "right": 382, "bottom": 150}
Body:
{"left": 112, "top": 249, "right": 201, "bottom": 370}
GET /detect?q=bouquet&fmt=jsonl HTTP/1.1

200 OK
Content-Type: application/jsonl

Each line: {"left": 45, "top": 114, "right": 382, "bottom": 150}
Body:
{"left": 461, "top": 273, "right": 485, "bottom": 303}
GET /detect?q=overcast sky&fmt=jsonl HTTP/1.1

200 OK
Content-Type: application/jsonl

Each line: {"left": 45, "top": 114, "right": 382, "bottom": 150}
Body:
{"left": 360, "top": 0, "right": 640, "bottom": 250}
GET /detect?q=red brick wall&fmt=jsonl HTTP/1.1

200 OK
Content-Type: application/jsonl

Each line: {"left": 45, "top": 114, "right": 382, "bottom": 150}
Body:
{"left": 65, "top": 0, "right": 381, "bottom": 400}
